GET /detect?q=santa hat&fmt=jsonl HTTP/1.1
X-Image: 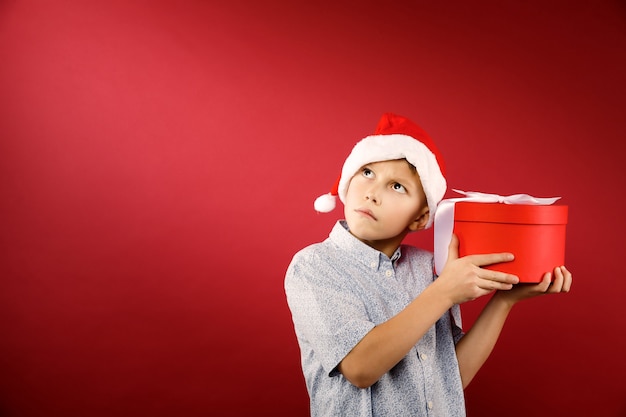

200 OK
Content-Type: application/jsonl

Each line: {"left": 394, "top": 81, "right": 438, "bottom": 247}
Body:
{"left": 314, "top": 113, "right": 447, "bottom": 229}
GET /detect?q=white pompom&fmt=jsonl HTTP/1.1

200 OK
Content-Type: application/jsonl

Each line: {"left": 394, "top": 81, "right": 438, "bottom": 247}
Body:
{"left": 314, "top": 193, "right": 336, "bottom": 212}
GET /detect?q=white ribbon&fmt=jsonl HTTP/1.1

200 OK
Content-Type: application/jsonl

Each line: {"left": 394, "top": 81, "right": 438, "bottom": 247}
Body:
{"left": 433, "top": 189, "right": 560, "bottom": 275}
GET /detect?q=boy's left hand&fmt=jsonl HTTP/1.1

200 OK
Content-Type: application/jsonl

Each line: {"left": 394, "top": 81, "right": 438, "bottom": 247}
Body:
{"left": 495, "top": 265, "right": 572, "bottom": 305}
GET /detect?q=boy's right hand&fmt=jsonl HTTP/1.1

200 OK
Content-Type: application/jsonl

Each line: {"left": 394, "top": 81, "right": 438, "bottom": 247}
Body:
{"left": 436, "top": 234, "right": 519, "bottom": 304}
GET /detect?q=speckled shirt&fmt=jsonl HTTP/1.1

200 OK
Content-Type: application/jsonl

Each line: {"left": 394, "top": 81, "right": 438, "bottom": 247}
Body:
{"left": 285, "top": 221, "right": 465, "bottom": 417}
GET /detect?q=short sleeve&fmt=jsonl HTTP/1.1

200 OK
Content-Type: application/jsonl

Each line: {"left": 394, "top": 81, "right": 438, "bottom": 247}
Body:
{"left": 285, "top": 248, "right": 375, "bottom": 375}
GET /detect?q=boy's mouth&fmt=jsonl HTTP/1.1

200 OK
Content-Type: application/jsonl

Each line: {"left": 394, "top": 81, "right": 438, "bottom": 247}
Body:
{"left": 355, "top": 208, "right": 377, "bottom": 221}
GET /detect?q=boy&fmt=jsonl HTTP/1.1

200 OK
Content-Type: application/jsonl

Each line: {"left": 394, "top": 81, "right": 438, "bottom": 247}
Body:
{"left": 284, "top": 113, "right": 572, "bottom": 417}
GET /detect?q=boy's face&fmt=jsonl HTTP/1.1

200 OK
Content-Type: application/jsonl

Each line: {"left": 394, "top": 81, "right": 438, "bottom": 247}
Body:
{"left": 344, "top": 159, "right": 429, "bottom": 256}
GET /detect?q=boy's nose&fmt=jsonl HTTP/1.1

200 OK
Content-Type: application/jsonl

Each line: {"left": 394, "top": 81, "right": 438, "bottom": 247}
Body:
{"left": 365, "top": 188, "right": 379, "bottom": 204}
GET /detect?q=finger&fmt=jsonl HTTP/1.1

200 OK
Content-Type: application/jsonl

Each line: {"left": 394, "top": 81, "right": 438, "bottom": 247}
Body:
{"left": 536, "top": 271, "right": 553, "bottom": 292}
{"left": 478, "top": 280, "right": 514, "bottom": 292}
{"left": 560, "top": 266, "right": 572, "bottom": 292}
{"left": 548, "top": 266, "right": 564, "bottom": 293}
{"left": 478, "top": 269, "right": 519, "bottom": 285}
{"left": 447, "top": 234, "right": 460, "bottom": 263}
{"left": 467, "top": 252, "right": 515, "bottom": 268}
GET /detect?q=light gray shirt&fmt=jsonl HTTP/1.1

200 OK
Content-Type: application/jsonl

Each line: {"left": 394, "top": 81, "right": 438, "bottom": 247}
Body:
{"left": 285, "top": 221, "right": 465, "bottom": 417}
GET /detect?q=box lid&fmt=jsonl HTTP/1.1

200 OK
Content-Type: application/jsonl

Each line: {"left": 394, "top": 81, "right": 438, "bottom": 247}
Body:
{"left": 454, "top": 201, "right": 568, "bottom": 225}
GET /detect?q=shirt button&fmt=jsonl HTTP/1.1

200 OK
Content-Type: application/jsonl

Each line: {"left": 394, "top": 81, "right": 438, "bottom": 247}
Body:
{"left": 370, "top": 262, "right": 376, "bottom": 268}
{"left": 421, "top": 353, "right": 428, "bottom": 360}
{"left": 385, "top": 270, "right": 392, "bottom": 277}
{"left": 427, "top": 401, "right": 434, "bottom": 410}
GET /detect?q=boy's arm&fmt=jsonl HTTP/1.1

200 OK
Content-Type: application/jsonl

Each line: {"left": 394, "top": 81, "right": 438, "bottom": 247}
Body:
{"left": 453, "top": 292, "right": 513, "bottom": 389}
{"left": 338, "top": 236, "right": 518, "bottom": 389}
{"left": 337, "top": 280, "right": 457, "bottom": 388}
{"left": 455, "top": 265, "right": 572, "bottom": 388}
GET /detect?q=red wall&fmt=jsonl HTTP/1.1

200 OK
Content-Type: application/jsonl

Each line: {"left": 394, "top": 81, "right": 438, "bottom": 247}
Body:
{"left": 1, "top": 1, "right": 625, "bottom": 416}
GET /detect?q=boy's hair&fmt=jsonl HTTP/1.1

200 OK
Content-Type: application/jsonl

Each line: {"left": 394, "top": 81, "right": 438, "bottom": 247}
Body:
{"left": 314, "top": 113, "right": 446, "bottom": 229}
{"left": 404, "top": 159, "right": 418, "bottom": 173}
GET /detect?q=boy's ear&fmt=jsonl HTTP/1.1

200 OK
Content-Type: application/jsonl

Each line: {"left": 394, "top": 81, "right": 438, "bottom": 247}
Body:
{"left": 408, "top": 209, "right": 430, "bottom": 232}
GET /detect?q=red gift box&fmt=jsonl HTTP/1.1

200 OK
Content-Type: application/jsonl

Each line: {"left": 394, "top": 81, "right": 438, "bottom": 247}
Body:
{"left": 453, "top": 202, "right": 568, "bottom": 283}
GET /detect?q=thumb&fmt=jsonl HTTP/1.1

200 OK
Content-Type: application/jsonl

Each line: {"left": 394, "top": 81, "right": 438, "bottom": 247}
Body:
{"left": 447, "top": 234, "right": 460, "bottom": 263}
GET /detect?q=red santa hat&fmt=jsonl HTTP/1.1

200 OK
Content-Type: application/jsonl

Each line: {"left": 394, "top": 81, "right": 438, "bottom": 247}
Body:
{"left": 314, "top": 113, "right": 447, "bottom": 229}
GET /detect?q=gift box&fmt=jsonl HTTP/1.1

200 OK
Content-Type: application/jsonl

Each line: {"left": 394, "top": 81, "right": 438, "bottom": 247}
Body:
{"left": 453, "top": 202, "right": 568, "bottom": 283}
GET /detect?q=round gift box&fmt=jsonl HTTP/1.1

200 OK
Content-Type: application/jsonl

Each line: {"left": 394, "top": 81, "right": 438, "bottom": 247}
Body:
{"left": 453, "top": 202, "right": 568, "bottom": 283}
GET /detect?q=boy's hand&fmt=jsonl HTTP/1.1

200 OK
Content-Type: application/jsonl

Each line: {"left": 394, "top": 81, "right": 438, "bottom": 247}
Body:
{"left": 436, "top": 234, "right": 519, "bottom": 305}
{"left": 493, "top": 265, "right": 572, "bottom": 306}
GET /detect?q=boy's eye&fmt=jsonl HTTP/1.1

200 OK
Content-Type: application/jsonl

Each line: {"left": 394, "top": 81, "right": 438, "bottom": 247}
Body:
{"left": 392, "top": 183, "right": 407, "bottom": 193}
{"left": 362, "top": 168, "right": 374, "bottom": 178}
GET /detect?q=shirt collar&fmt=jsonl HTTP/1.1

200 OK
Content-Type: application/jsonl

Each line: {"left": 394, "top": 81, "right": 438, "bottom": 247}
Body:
{"left": 329, "top": 220, "right": 402, "bottom": 270}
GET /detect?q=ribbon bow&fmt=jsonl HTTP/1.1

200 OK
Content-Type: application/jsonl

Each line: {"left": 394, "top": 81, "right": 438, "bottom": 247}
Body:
{"left": 433, "top": 189, "right": 560, "bottom": 275}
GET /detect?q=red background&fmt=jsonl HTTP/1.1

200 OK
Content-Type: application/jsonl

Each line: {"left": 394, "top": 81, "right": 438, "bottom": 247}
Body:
{"left": 1, "top": 1, "right": 625, "bottom": 416}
